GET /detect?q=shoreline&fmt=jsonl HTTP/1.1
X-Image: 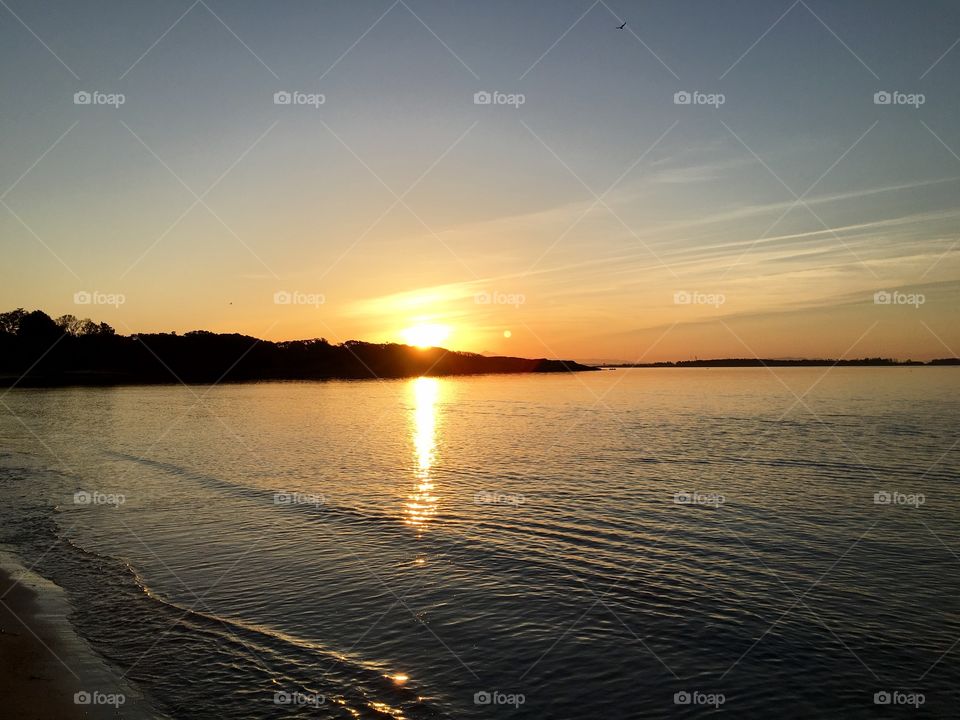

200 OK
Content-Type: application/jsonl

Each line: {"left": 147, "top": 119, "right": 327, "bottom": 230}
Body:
{"left": 598, "top": 361, "right": 959, "bottom": 368}
{"left": 0, "top": 550, "right": 159, "bottom": 719}
{"left": 4, "top": 361, "right": 953, "bottom": 388}
{"left": 0, "top": 362, "right": 599, "bottom": 389}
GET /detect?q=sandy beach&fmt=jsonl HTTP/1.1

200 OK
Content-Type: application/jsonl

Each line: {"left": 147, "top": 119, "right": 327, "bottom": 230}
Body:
{"left": 0, "top": 552, "right": 156, "bottom": 720}
{"left": 0, "top": 562, "right": 86, "bottom": 719}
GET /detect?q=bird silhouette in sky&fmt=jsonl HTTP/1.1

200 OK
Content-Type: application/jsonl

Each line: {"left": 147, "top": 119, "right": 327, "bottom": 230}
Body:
{"left": 616, "top": 21, "right": 626, "bottom": 30}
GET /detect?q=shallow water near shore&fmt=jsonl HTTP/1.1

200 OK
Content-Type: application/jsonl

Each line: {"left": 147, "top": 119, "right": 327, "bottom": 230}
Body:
{"left": 0, "top": 551, "right": 160, "bottom": 719}
{"left": 0, "top": 368, "right": 958, "bottom": 718}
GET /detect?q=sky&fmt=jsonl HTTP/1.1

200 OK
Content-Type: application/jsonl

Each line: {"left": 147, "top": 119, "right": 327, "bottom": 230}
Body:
{"left": 1, "top": 0, "right": 958, "bottom": 362}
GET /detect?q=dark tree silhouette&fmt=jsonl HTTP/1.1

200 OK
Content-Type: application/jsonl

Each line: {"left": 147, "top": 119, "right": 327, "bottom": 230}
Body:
{"left": 0, "top": 309, "right": 596, "bottom": 386}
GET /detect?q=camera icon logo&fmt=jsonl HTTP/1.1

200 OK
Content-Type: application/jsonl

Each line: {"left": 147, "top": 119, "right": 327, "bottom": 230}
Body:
{"left": 274, "top": 91, "right": 292, "bottom": 105}
{"left": 874, "top": 691, "right": 891, "bottom": 705}
{"left": 273, "top": 290, "right": 292, "bottom": 305}
{"left": 674, "top": 691, "right": 692, "bottom": 705}
{"left": 474, "top": 691, "right": 492, "bottom": 705}
{"left": 474, "top": 91, "right": 492, "bottom": 105}
{"left": 74, "top": 691, "right": 92, "bottom": 705}
{"left": 74, "top": 290, "right": 92, "bottom": 304}
{"left": 73, "top": 91, "right": 92, "bottom": 105}
{"left": 873, "top": 290, "right": 891, "bottom": 305}
{"left": 873, "top": 491, "right": 891, "bottom": 505}
{"left": 673, "top": 290, "right": 692, "bottom": 305}
{"left": 74, "top": 491, "right": 92, "bottom": 505}
{"left": 674, "top": 91, "right": 692, "bottom": 105}
{"left": 474, "top": 292, "right": 491, "bottom": 304}
{"left": 874, "top": 91, "right": 892, "bottom": 105}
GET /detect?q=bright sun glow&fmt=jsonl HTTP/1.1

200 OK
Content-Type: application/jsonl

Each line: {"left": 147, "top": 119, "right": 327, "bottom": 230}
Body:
{"left": 401, "top": 323, "right": 450, "bottom": 348}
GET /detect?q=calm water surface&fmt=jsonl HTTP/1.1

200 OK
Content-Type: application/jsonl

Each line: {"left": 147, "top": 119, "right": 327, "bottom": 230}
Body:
{"left": 1, "top": 368, "right": 958, "bottom": 718}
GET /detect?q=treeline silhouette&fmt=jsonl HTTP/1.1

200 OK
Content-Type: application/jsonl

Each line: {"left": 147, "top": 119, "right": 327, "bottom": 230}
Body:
{"left": 0, "top": 309, "right": 596, "bottom": 387}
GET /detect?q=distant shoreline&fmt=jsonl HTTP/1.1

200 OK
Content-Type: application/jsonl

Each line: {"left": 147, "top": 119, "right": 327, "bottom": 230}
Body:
{"left": 0, "top": 308, "right": 597, "bottom": 388}
{"left": 0, "top": 363, "right": 597, "bottom": 389}
{"left": 598, "top": 358, "right": 958, "bottom": 368}
{"left": 3, "top": 309, "right": 957, "bottom": 386}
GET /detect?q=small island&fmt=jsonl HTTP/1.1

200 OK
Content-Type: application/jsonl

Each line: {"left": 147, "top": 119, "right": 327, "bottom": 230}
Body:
{"left": 0, "top": 309, "right": 597, "bottom": 387}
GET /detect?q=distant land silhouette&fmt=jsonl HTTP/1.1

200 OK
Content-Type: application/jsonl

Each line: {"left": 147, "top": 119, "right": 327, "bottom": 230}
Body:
{"left": 1, "top": 309, "right": 955, "bottom": 387}
{"left": 604, "top": 358, "right": 959, "bottom": 367}
{"left": 0, "top": 309, "right": 596, "bottom": 387}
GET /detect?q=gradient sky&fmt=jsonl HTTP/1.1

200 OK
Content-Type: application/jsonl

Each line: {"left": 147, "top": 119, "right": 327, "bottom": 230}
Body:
{"left": 2, "top": 0, "right": 958, "bottom": 361}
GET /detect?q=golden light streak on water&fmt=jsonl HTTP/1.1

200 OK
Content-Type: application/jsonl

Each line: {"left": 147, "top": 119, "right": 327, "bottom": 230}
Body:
{"left": 405, "top": 377, "right": 441, "bottom": 533}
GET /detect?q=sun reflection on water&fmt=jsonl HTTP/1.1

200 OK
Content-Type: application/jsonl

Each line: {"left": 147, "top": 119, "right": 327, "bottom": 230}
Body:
{"left": 406, "top": 377, "right": 440, "bottom": 532}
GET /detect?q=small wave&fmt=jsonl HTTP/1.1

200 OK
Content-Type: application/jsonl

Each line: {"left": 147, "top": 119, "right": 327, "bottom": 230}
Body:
{"left": 47, "top": 511, "right": 447, "bottom": 719}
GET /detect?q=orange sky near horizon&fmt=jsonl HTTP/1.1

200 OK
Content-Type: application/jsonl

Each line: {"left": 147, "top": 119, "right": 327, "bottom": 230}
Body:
{"left": 2, "top": 1, "right": 959, "bottom": 362}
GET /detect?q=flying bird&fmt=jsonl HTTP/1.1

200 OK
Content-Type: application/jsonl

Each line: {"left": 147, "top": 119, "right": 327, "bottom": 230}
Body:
{"left": 616, "top": 21, "right": 626, "bottom": 29}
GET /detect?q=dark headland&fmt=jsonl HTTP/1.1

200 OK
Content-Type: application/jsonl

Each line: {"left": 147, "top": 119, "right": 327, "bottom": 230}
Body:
{"left": 0, "top": 309, "right": 596, "bottom": 387}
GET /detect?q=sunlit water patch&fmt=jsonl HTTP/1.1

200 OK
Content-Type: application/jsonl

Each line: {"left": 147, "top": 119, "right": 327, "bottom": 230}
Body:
{"left": 0, "top": 369, "right": 957, "bottom": 718}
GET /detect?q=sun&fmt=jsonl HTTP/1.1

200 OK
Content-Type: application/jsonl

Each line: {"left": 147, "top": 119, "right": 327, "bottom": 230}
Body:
{"left": 401, "top": 323, "right": 451, "bottom": 349}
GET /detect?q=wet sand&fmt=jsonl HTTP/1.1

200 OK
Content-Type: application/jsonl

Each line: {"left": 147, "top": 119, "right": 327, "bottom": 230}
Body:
{"left": 0, "top": 552, "right": 158, "bottom": 719}
{"left": 0, "top": 563, "right": 87, "bottom": 719}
